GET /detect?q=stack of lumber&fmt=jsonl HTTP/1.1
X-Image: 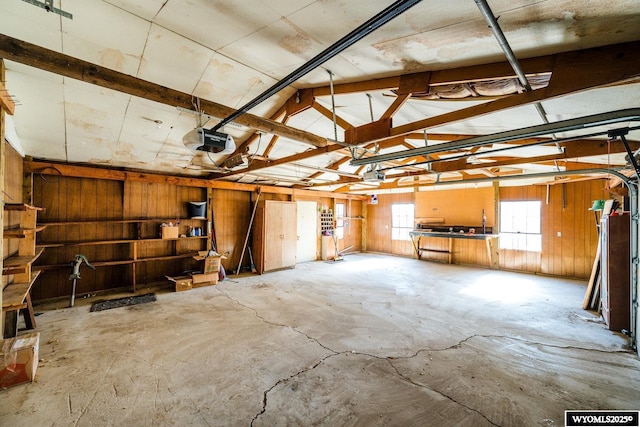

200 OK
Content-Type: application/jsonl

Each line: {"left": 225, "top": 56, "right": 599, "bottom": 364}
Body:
{"left": 582, "top": 199, "right": 617, "bottom": 312}
{"left": 583, "top": 239, "right": 602, "bottom": 311}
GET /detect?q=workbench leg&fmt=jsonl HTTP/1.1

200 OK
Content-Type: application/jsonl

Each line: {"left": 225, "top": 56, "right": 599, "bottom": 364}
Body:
{"left": 21, "top": 293, "right": 36, "bottom": 330}
{"left": 486, "top": 238, "right": 498, "bottom": 269}
{"left": 3, "top": 310, "right": 18, "bottom": 338}
{"left": 448, "top": 238, "right": 453, "bottom": 264}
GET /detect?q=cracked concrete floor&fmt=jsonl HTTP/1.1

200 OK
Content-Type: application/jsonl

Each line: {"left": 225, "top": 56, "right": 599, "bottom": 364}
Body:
{"left": 1, "top": 253, "right": 639, "bottom": 426}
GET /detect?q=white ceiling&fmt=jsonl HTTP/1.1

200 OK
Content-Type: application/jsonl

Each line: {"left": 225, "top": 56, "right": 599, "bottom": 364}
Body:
{"left": 1, "top": 0, "right": 640, "bottom": 190}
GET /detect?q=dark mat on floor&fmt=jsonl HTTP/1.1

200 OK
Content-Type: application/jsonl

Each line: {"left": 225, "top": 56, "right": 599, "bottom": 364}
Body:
{"left": 90, "top": 293, "right": 157, "bottom": 312}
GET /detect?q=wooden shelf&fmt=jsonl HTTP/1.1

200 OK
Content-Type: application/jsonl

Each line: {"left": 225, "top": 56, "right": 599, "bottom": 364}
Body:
{"left": 35, "top": 252, "right": 199, "bottom": 271}
{"left": 38, "top": 217, "right": 207, "bottom": 226}
{"left": 2, "top": 271, "right": 41, "bottom": 309}
{"left": 4, "top": 203, "right": 44, "bottom": 212}
{"left": 2, "top": 247, "right": 44, "bottom": 275}
{"left": 37, "top": 235, "right": 209, "bottom": 248}
{"left": 3, "top": 225, "right": 47, "bottom": 238}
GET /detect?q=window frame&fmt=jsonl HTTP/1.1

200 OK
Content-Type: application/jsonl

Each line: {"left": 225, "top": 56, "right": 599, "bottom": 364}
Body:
{"left": 335, "top": 203, "right": 345, "bottom": 239}
{"left": 499, "top": 200, "right": 542, "bottom": 252}
{"left": 391, "top": 203, "right": 415, "bottom": 241}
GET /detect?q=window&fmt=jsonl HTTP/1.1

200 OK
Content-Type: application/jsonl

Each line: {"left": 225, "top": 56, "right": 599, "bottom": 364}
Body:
{"left": 392, "top": 204, "right": 414, "bottom": 241}
{"left": 500, "top": 201, "right": 541, "bottom": 251}
{"left": 335, "top": 203, "right": 345, "bottom": 239}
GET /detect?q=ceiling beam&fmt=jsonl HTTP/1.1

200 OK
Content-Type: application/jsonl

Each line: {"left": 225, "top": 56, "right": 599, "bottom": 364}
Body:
{"left": 23, "top": 160, "right": 367, "bottom": 200}
{"left": 343, "top": 41, "right": 640, "bottom": 145}
{"left": 211, "top": 135, "right": 409, "bottom": 179}
{"left": 310, "top": 56, "right": 555, "bottom": 97}
{"left": 312, "top": 100, "right": 354, "bottom": 131}
{"left": 0, "top": 34, "right": 328, "bottom": 148}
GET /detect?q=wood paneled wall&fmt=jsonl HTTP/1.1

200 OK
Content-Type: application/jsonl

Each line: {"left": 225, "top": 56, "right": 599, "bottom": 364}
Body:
{"left": 26, "top": 170, "right": 365, "bottom": 301}
{"left": 366, "top": 192, "right": 415, "bottom": 257}
{"left": 416, "top": 187, "right": 495, "bottom": 227}
{"left": 2, "top": 143, "right": 23, "bottom": 288}
{"left": 500, "top": 180, "right": 610, "bottom": 278}
{"left": 32, "top": 177, "right": 208, "bottom": 300}
{"left": 365, "top": 180, "right": 613, "bottom": 279}
{"left": 211, "top": 189, "right": 251, "bottom": 271}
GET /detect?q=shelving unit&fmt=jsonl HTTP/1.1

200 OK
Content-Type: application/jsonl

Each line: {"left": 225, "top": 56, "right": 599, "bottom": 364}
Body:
{"left": 3, "top": 203, "right": 45, "bottom": 337}
{"left": 320, "top": 210, "right": 334, "bottom": 233}
{"left": 35, "top": 217, "right": 210, "bottom": 292}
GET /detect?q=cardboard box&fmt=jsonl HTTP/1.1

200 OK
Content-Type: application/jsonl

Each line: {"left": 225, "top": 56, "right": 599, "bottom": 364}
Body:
{"left": 203, "top": 256, "right": 220, "bottom": 274}
{"left": 166, "top": 276, "right": 193, "bottom": 292}
{"left": 191, "top": 273, "right": 218, "bottom": 287}
{"left": 161, "top": 226, "right": 179, "bottom": 239}
{"left": 193, "top": 254, "right": 222, "bottom": 274}
{"left": 0, "top": 332, "right": 39, "bottom": 390}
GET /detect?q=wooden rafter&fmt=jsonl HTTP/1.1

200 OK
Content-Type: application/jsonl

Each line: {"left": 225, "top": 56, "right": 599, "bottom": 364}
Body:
{"left": 0, "top": 34, "right": 327, "bottom": 149}
{"left": 312, "top": 100, "right": 354, "bottom": 131}
{"left": 342, "top": 41, "right": 640, "bottom": 146}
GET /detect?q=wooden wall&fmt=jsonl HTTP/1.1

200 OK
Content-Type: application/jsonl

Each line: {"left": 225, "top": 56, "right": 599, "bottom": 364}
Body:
{"left": 365, "top": 180, "right": 613, "bottom": 280}
{"left": 366, "top": 192, "right": 415, "bottom": 257}
{"left": 416, "top": 187, "right": 495, "bottom": 227}
{"left": 26, "top": 168, "right": 366, "bottom": 301}
{"left": 2, "top": 143, "right": 23, "bottom": 288}
{"left": 500, "top": 180, "right": 610, "bottom": 278}
{"left": 211, "top": 189, "right": 251, "bottom": 271}
{"left": 32, "top": 177, "right": 209, "bottom": 300}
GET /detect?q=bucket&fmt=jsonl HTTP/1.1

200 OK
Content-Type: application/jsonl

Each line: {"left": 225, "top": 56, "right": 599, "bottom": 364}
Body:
{"left": 188, "top": 201, "right": 207, "bottom": 219}
{"left": 588, "top": 199, "right": 605, "bottom": 211}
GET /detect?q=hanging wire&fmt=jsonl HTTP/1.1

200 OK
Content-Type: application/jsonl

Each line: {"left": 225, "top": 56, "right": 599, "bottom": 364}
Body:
{"left": 248, "top": 132, "right": 263, "bottom": 166}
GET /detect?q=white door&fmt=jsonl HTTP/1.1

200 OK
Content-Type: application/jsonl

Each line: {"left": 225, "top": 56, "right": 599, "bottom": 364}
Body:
{"left": 296, "top": 201, "right": 318, "bottom": 263}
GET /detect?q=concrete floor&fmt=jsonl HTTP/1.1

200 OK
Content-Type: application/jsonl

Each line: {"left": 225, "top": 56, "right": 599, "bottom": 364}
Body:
{"left": 1, "top": 253, "right": 639, "bottom": 426}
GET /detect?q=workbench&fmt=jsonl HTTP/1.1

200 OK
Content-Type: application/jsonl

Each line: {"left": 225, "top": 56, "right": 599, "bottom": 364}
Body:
{"left": 409, "top": 230, "right": 499, "bottom": 268}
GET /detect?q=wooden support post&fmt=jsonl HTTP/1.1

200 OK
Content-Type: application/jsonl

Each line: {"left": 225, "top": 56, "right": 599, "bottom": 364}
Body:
{"left": 21, "top": 293, "right": 36, "bottom": 330}
{"left": 1, "top": 60, "right": 6, "bottom": 337}
{"left": 493, "top": 181, "right": 500, "bottom": 269}
{"left": 23, "top": 172, "right": 33, "bottom": 206}
{"left": 3, "top": 311, "right": 17, "bottom": 339}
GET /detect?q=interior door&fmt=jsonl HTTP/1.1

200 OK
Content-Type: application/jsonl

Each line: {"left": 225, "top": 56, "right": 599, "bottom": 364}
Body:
{"left": 281, "top": 202, "right": 298, "bottom": 267}
{"left": 264, "top": 201, "right": 283, "bottom": 272}
{"left": 296, "top": 201, "right": 318, "bottom": 263}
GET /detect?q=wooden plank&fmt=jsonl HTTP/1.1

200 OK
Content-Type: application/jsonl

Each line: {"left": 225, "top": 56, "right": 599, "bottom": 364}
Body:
{"left": 583, "top": 237, "right": 602, "bottom": 309}
{"left": 3, "top": 203, "right": 43, "bottom": 211}
{"left": 2, "top": 271, "right": 40, "bottom": 309}
{"left": 0, "top": 80, "right": 15, "bottom": 115}
{"left": 3, "top": 226, "right": 46, "bottom": 238}
{"left": 0, "top": 34, "right": 327, "bottom": 148}
{"left": 24, "top": 160, "right": 368, "bottom": 200}
{"left": 2, "top": 248, "right": 44, "bottom": 275}
{"left": 352, "top": 42, "right": 640, "bottom": 145}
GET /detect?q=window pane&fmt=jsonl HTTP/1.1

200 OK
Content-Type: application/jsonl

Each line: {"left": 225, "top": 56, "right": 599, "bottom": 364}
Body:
{"left": 499, "top": 201, "right": 541, "bottom": 251}
{"left": 336, "top": 203, "right": 345, "bottom": 239}
{"left": 392, "top": 203, "right": 414, "bottom": 241}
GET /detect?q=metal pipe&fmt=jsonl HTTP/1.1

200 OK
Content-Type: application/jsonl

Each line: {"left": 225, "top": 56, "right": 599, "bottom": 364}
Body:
{"left": 328, "top": 70, "right": 338, "bottom": 142}
{"left": 212, "top": 0, "right": 423, "bottom": 132}
{"left": 474, "top": 0, "right": 562, "bottom": 152}
{"left": 349, "top": 108, "right": 640, "bottom": 166}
